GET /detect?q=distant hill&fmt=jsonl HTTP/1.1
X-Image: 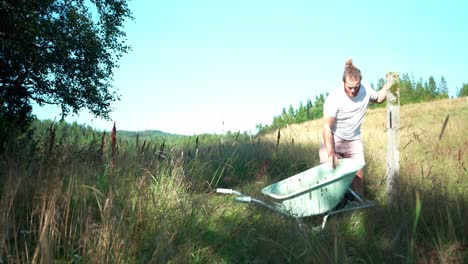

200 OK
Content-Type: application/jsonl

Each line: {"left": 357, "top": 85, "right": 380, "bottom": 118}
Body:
{"left": 118, "top": 130, "right": 181, "bottom": 138}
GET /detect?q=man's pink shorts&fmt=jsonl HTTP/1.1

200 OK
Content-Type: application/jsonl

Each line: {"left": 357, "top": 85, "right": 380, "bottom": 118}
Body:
{"left": 319, "top": 135, "right": 365, "bottom": 165}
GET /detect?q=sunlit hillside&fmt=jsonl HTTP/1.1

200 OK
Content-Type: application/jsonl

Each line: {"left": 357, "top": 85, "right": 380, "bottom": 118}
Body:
{"left": 261, "top": 97, "right": 467, "bottom": 146}
{"left": 261, "top": 96, "right": 467, "bottom": 198}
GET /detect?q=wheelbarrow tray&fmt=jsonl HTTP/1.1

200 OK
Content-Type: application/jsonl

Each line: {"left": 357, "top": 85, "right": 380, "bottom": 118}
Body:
{"left": 261, "top": 158, "right": 364, "bottom": 217}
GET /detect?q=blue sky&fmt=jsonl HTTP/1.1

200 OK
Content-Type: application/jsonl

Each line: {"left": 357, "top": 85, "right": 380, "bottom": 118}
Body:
{"left": 33, "top": 0, "right": 468, "bottom": 135}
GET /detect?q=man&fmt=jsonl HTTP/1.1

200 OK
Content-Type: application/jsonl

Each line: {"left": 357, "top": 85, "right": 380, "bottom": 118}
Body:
{"left": 319, "top": 58, "right": 392, "bottom": 197}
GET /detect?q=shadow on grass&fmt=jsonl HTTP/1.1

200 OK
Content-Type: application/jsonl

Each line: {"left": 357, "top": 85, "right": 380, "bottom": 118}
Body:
{"left": 331, "top": 157, "right": 468, "bottom": 263}
{"left": 155, "top": 197, "right": 341, "bottom": 263}
{"left": 183, "top": 140, "right": 322, "bottom": 192}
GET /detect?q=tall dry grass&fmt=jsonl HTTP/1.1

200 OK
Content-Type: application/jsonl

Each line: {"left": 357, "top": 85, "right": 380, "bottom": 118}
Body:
{"left": 0, "top": 98, "right": 466, "bottom": 263}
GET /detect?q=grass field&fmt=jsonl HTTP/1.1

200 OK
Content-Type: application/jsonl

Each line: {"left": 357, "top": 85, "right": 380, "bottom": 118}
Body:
{"left": 0, "top": 98, "right": 467, "bottom": 263}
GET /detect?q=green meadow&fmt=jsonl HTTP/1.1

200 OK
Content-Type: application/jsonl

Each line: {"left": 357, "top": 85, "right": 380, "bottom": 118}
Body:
{"left": 0, "top": 98, "right": 467, "bottom": 263}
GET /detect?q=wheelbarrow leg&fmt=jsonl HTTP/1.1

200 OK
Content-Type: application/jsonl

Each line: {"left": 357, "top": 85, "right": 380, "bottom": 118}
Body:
{"left": 321, "top": 189, "right": 376, "bottom": 229}
{"left": 347, "top": 187, "right": 365, "bottom": 203}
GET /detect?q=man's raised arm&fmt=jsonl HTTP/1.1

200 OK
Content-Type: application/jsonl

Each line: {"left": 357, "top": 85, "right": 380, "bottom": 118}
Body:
{"left": 375, "top": 77, "right": 396, "bottom": 103}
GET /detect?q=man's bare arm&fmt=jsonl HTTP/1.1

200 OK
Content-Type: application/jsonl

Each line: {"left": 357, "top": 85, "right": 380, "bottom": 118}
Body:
{"left": 374, "top": 77, "right": 396, "bottom": 103}
{"left": 322, "top": 115, "right": 338, "bottom": 168}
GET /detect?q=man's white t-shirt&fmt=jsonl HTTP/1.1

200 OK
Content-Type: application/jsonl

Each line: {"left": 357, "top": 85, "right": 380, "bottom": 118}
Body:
{"left": 323, "top": 83, "right": 378, "bottom": 140}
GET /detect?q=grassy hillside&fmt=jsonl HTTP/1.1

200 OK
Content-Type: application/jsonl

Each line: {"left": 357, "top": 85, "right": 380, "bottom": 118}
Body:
{"left": 0, "top": 98, "right": 466, "bottom": 263}
{"left": 261, "top": 97, "right": 467, "bottom": 198}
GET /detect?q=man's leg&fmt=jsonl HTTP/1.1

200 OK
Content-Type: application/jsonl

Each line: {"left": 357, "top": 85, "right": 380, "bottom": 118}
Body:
{"left": 336, "top": 138, "right": 365, "bottom": 197}
{"left": 352, "top": 169, "right": 364, "bottom": 197}
{"left": 321, "top": 136, "right": 365, "bottom": 197}
{"left": 319, "top": 142, "right": 342, "bottom": 164}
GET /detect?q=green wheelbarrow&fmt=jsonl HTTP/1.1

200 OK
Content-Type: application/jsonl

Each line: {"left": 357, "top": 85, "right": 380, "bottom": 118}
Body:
{"left": 216, "top": 158, "right": 375, "bottom": 229}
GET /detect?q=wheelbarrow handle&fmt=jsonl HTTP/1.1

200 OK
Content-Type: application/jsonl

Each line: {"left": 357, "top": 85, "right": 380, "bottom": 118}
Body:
{"left": 235, "top": 196, "right": 252, "bottom": 203}
{"left": 216, "top": 188, "right": 242, "bottom": 196}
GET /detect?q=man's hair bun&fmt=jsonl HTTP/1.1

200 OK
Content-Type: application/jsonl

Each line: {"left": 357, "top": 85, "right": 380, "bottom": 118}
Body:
{"left": 342, "top": 58, "right": 362, "bottom": 81}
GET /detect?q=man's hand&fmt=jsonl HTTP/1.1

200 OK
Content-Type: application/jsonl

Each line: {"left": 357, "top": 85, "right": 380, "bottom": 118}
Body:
{"left": 375, "top": 73, "right": 397, "bottom": 103}
{"left": 376, "top": 82, "right": 390, "bottom": 103}
{"left": 328, "top": 153, "right": 339, "bottom": 169}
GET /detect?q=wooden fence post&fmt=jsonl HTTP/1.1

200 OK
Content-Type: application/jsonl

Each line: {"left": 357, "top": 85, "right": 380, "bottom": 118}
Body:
{"left": 386, "top": 72, "right": 400, "bottom": 205}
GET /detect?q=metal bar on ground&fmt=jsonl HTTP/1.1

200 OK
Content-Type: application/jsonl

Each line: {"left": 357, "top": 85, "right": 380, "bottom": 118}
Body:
{"left": 321, "top": 201, "right": 376, "bottom": 229}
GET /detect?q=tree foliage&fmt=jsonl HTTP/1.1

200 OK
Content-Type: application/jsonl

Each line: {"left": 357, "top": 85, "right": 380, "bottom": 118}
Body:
{"left": 257, "top": 93, "right": 326, "bottom": 134}
{"left": 0, "top": 0, "right": 133, "bottom": 129}
{"left": 458, "top": 83, "right": 468, "bottom": 97}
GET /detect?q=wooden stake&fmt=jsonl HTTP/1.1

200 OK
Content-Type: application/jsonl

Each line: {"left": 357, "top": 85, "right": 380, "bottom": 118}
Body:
{"left": 386, "top": 72, "right": 400, "bottom": 205}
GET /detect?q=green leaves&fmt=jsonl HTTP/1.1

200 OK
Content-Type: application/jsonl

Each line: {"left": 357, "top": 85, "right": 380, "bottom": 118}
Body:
{"left": 458, "top": 83, "right": 468, "bottom": 97}
{"left": 0, "top": 0, "right": 133, "bottom": 129}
